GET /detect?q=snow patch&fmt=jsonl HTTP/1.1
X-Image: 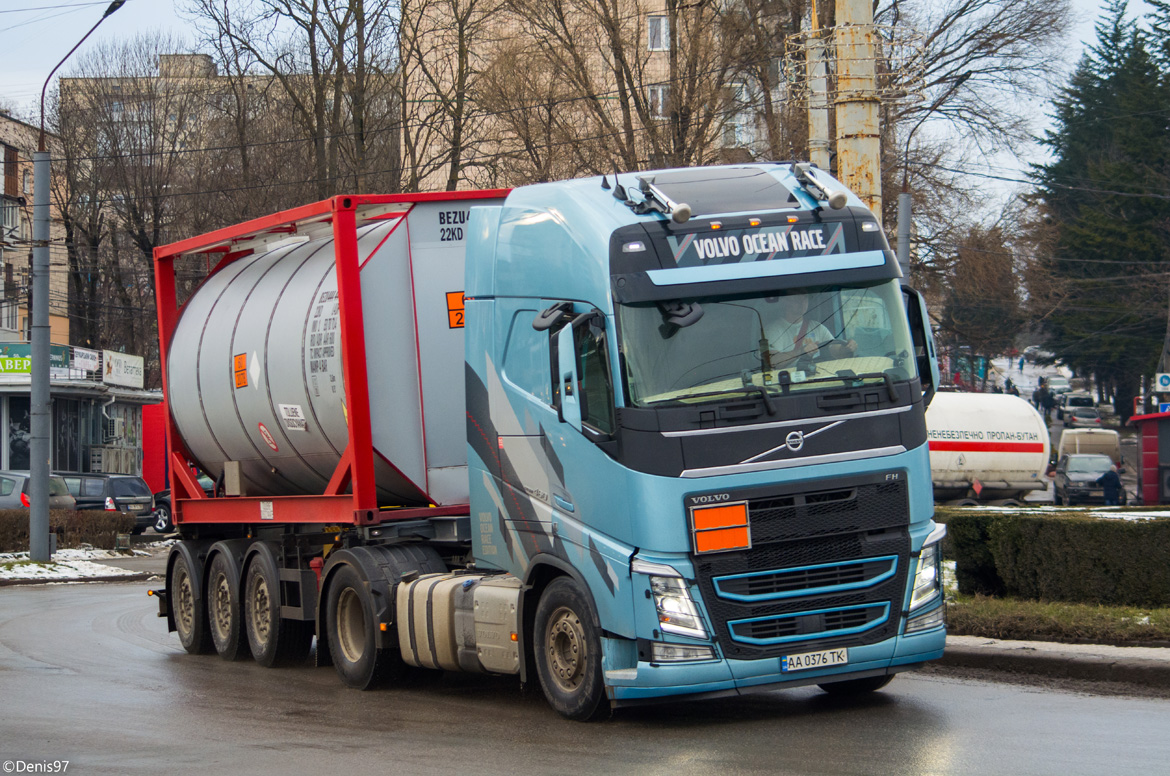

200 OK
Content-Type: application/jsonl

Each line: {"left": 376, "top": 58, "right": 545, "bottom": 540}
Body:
{"left": 0, "top": 548, "right": 143, "bottom": 581}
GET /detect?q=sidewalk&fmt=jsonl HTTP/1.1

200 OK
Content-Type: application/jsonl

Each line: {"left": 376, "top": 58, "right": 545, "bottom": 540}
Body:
{"left": 942, "top": 635, "right": 1170, "bottom": 688}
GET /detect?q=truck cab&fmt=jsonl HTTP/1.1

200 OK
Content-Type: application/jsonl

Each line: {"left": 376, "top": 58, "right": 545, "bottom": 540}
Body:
{"left": 464, "top": 164, "right": 946, "bottom": 714}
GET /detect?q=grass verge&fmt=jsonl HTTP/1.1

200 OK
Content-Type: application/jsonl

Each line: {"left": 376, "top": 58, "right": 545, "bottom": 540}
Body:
{"left": 947, "top": 594, "right": 1170, "bottom": 646}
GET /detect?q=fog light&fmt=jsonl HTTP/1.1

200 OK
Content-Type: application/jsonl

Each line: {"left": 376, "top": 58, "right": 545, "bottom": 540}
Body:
{"left": 651, "top": 643, "right": 716, "bottom": 663}
{"left": 905, "top": 603, "right": 945, "bottom": 635}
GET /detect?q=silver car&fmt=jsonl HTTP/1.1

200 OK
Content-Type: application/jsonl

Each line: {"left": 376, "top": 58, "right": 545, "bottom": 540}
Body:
{"left": 0, "top": 471, "right": 77, "bottom": 510}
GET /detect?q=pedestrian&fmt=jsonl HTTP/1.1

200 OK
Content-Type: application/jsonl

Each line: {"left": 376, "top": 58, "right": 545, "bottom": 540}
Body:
{"left": 1042, "top": 389, "right": 1055, "bottom": 422}
{"left": 1019, "top": 356, "right": 1025, "bottom": 372}
{"left": 1005, "top": 377, "right": 1013, "bottom": 392}
{"left": 1096, "top": 465, "right": 1122, "bottom": 506}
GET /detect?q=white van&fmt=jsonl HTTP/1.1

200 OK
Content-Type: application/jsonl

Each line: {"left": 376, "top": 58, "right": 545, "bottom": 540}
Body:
{"left": 1056, "top": 428, "right": 1122, "bottom": 467}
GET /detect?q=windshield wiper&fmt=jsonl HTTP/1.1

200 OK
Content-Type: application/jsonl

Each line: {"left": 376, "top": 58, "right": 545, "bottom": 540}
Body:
{"left": 645, "top": 385, "right": 777, "bottom": 408}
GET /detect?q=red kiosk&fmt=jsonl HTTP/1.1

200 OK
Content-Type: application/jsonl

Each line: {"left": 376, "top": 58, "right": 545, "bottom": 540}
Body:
{"left": 1127, "top": 409, "right": 1170, "bottom": 504}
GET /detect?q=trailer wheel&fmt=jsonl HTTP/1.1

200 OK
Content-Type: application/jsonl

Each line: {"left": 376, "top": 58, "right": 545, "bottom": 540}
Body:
{"left": 208, "top": 552, "right": 250, "bottom": 661}
{"left": 533, "top": 577, "right": 608, "bottom": 721}
{"left": 817, "top": 675, "right": 894, "bottom": 696}
{"left": 325, "top": 564, "right": 402, "bottom": 689}
{"left": 244, "top": 550, "right": 313, "bottom": 667}
{"left": 170, "top": 549, "right": 212, "bottom": 655}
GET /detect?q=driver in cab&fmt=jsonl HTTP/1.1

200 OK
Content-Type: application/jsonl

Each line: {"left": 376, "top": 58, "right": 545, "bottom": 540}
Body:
{"left": 765, "top": 293, "right": 857, "bottom": 367}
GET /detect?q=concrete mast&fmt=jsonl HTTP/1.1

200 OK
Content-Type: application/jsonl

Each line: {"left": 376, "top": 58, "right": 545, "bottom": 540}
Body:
{"left": 834, "top": 0, "right": 881, "bottom": 223}
{"left": 806, "top": 1, "right": 831, "bottom": 170}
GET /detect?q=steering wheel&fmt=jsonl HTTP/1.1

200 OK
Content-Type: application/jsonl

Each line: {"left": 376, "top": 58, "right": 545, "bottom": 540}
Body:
{"left": 814, "top": 339, "right": 850, "bottom": 360}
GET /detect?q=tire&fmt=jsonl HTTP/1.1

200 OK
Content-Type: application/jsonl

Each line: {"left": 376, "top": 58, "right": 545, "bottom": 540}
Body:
{"left": 325, "top": 564, "right": 403, "bottom": 689}
{"left": 153, "top": 503, "right": 173, "bottom": 534}
{"left": 533, "top": 577, "right": 608, "bottom": 721}
{"left": 170, "top": 547, "right": 212, "bottom": 655}
{"left": 817, "top": 674, "right": 894, "bottom": 696}
{"left": 244, "top": 550, "right": 313, "bottom": 667}
{"left": 207, "top": 552, "right": 250, "bottom": 661}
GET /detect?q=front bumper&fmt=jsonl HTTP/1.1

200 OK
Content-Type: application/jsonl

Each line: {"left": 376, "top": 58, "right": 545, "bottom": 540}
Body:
{"left": 604, "top": 623, "right": 946, "bottom": 704}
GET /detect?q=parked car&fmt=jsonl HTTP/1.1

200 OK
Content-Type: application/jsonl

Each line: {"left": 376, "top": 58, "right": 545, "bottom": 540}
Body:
{"left": 1053, "top": 453, "right": 1125, "bottom": 506}
{"left": 0, "top": 471, "right": 76, "bottom": 510}
{"left": 56, "top": 473, "right": 156, "bottom": 533}
{"left": 1064, "top": 406, "right": 1103, "bottom": 428}
{"left": 1056, "top": 391, "right": 1095, "bottom": 420}
{"left": 152, "top": 473, "right": 215, "bottom": 534}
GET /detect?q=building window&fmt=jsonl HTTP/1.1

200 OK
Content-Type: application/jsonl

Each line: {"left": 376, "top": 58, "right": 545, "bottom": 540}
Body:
{"left": 22, "top": 170, "right": 31, "bottom": 196}
{"left": 648, "top": 16, "right": 669, "bottom": 51}
{"left": 648, "top": 85, "right": 669, "bottom": 119}
{"left": 723, "top": 83, "right": 751, "bottom": 147}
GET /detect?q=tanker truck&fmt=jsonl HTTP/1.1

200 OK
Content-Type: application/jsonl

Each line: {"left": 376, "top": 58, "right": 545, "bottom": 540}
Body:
{"left": 926, "top": 392, "right": 1050, "bottom": 505}
{"left": 151, "top": 164, "right": 946, "bottom": 720}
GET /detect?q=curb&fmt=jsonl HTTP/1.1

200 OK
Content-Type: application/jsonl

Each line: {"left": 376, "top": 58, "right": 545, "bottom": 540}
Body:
{"left": 0, "top": 572, "right": 157, "bottom": 587}
{"left": 942, "top": 638, "right": 1170, "bottom": 688}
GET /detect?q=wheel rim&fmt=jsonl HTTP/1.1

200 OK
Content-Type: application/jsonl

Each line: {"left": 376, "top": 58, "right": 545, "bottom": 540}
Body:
{"left": 175, "top": 565, "right": 194, "bottom": 636}
{"left": 210, "top": 570, "right": 232, "bottom": 642}
{"left": 545, "top": 605, "right": 586, "bottom": 693}
{"left": 336, "top": 587, "right": 367, "bottom": 664}
{"left": 251, "top": 573, "right": 271, "bottom": 644}
{"left": 155, "top": 509, "right": 169, "bottom": 532}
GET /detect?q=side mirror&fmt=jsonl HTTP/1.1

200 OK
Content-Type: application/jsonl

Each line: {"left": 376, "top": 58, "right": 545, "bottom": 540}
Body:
{"left": 557, "top": 324, "right": 582, "bottom": 430}
{"left": 902, "top": 287, "right": 939, "bottom": 407}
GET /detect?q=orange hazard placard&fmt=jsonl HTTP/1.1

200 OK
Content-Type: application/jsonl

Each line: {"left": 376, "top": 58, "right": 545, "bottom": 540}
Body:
{"left": 234, "top": 353, "right": 248, "bottom": 388}
{"left": 446, "top": 291, "right": 465, "bottom": 329}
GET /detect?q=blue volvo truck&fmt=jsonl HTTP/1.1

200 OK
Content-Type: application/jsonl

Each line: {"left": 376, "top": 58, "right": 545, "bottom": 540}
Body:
{"left": 153, "top": 163, "right": 945, "bottom": 720}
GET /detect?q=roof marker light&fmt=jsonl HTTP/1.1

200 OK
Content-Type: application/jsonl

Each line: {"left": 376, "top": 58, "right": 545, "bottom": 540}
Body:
{"left": 787, "top": 215, "right": 799, "bottom": 223}
{"left": 749, "top": 218, "right": 761, "bottom": 227}
{"left": 710, "top": 222, "right": 722, "bottom": 230}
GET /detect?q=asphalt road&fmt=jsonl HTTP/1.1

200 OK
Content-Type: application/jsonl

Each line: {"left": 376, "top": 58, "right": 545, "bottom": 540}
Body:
{"left": 1, "top": 582, "right": 1168, "bottom": 775}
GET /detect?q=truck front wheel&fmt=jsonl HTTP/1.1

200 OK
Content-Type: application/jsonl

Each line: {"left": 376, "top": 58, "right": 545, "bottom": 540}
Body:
{"left": 533, "top": 577, "right": 608, "bottom": 721}
{"left": 817, "top": 674, "right": 893, "bottom": 696}
{"left": 325, "top": 564, "right": 402, "bottom": 689}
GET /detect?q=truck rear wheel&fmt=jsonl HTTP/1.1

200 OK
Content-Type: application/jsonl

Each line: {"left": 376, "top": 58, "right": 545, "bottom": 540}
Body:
{"left": 817, "top": 674, "right": 894, "bottom": 696}
{"left": 325, "top": 564, "right": 402, "bottom": 689}
{"left": 244, "top": 550, "right": 313, "bottom": 667}
{"left": 170, "top": 549, "right": 212, "bottom": 655}
{"left": 533, "top": 577, "right": 608, "bottom": 721}
{"left": 208, "top": 552, "right": 250, "bottom": 661}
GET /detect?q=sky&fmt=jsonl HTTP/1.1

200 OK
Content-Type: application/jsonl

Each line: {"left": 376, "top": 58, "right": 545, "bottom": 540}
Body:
{"left": 0, "top": 0, "right": 1152, "bottom": 201}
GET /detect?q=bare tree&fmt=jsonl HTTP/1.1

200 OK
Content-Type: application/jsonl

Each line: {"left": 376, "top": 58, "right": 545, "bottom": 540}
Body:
{"left": 185, "top": 0, "right": 401, "bottom": 198}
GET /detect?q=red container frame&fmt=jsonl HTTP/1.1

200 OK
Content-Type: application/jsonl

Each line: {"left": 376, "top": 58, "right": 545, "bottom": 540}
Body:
{"left": 153, "top": 190, "right": 508, "bottom": 528}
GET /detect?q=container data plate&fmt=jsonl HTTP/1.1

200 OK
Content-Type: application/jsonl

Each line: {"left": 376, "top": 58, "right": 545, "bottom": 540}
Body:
{"left": 781, "top": 647, "right": 848, "bottom": 672}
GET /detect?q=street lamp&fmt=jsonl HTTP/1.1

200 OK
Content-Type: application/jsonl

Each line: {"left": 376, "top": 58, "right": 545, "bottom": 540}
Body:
{"left": 29, "top": 0, "right": 125, "bottom": 562}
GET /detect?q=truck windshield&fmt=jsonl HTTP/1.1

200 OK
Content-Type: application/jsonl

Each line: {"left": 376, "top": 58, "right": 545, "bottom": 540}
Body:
{"left": 617, "top": 279, "right": 916, "bottom": 407}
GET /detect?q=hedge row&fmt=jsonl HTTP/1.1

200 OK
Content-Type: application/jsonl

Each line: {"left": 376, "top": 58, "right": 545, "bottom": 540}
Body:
{"left": 936, "top": 510, "right": 1170, "bottom": 607}
{"left": 0, "top": 510, "right": 136, "bottom": 553}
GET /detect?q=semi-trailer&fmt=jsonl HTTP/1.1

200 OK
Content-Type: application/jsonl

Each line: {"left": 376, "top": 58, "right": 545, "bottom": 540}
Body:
{"left": 151, "top": 164, "right": 947, "bottom": 719}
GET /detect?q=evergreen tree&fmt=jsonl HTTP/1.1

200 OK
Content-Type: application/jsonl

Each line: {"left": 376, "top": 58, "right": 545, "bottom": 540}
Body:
{"left": 1030, "top": 0, "right": 1170, "bottom": 420}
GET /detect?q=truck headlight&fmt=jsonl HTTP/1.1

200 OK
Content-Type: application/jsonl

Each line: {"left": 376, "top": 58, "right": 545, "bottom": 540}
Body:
{"left": 631, "top": 559, "right": 709, "bottom": 640}
{"left": 649, "top": 576, "right": 708, "bottom": 639}
{"left": 909, "top": 541, "right": 942, "bottom": 611}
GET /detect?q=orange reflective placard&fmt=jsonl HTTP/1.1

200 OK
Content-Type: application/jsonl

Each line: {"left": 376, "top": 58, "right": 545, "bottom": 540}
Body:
{"left": 694, "top": 526, "right": 751, "bottom": 553}
{"left": 446, "top": 291, "right": 465, "bottom": 328}
{"left": 691, "top": 503, "right": 748, "bottom": 530}
{"left": 233, "top": 353, "right": 248, "bottom": 388}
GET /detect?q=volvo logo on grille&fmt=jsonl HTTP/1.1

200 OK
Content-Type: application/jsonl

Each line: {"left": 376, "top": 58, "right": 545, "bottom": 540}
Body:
{"left": 785, "top": 430, "right": 805, "bottom": 451}
{"left": 690, "top": 493, "right": 731, "bottom": 505}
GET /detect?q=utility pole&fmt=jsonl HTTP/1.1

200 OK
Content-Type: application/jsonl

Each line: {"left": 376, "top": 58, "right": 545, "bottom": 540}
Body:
{"left": 806, "top": 1, "right": 831, "bottom": 170}
{"left": 30, "top": 0, "right": 125, "bottom": 562}
{"left": 834, "top": 0, "right": 880, "bottom": 222}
